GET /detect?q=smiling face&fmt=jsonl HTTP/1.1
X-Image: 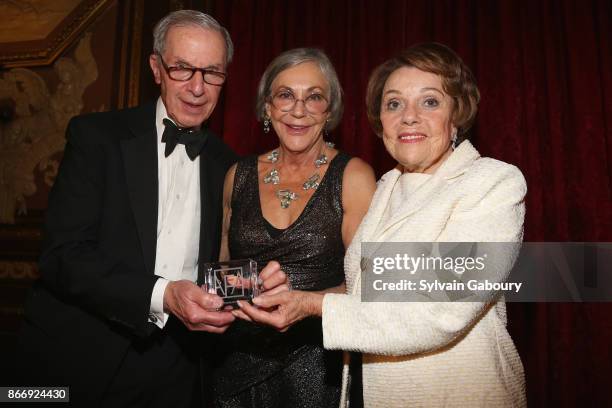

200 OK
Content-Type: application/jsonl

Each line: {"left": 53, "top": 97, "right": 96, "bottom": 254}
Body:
{"left": 149, "top": 25, "right": 227, "bottom": 129}
{"left": 265, "top": 61, "right": 330, "bottom": 153}
{"left": 380, "top": 66, "right": 457, "bottom": 174}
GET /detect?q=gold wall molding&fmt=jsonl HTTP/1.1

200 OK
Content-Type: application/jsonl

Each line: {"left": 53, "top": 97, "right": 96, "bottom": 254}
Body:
{"left": 0, "top": 34, "right": 98, "bottom": 224}
{"left": 0, "top": 0, "right": 113, "bottom": 68}
{"left": 0, "top": 0, "right": 146, "bottom": 334}
{"left": 0, "top": 261, "right": 39, "bottom": 281}
{"left": 0, "top": 226, "right": 42, "bottom": 241}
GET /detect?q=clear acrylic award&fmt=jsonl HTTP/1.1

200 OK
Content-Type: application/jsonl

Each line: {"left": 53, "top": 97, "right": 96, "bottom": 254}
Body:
{"left": 199, "top": 259, "right": 260, "bottom": 308}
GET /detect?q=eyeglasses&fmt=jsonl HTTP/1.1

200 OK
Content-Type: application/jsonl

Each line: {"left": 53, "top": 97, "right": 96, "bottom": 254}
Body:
{"left": 269, "top": 90, "right": 329, "bottom": 114}
{"left": 157, "top": 55, "right": 226, "bottom": 86}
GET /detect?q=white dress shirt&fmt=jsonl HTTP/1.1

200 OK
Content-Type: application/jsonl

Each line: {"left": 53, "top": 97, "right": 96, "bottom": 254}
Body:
{"left": 148, "top": 98, "right": 201, "bottom": 329}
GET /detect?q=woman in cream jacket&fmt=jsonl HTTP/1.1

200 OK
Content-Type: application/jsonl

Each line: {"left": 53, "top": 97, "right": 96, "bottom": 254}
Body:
{"left": 237, "top": 43, "right": 527, "bottom": 408}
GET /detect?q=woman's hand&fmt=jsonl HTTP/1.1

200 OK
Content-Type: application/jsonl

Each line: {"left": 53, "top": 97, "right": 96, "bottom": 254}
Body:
{"left": 257, "top": 261, "right": 290, "bottom": 295}
{"left": 233, "top": 290, "right": 324, "bottom": 332}
{"left": 231, "top": 260, "right": 290, "bottom": 322}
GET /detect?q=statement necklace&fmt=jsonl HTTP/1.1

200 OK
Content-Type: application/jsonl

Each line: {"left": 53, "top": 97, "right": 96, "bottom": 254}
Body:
{"left": 263, "top": 142, "right": 335, "bottom": 209}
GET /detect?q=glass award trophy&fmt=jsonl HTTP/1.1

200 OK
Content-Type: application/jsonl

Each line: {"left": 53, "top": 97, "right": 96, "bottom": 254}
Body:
{"left": 199, "top": 259, "right": 260, "bottom": 308}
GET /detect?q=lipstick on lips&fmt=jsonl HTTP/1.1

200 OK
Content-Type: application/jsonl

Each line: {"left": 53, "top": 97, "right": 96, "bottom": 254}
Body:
{"left": 398, "top": 132, "right": 426, "bottom": 143}
{"left": 284, "top": 123, "right": 310, "bottom": 135}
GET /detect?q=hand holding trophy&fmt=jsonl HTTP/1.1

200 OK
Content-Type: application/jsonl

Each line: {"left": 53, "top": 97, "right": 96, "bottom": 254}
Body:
{"left": 200, "top": 260, "right": 289, "bottom": 309}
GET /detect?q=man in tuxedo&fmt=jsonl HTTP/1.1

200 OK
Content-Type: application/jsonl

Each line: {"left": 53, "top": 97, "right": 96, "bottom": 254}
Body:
{"left": 19, "top": 10, "right": 240, "bottom": 407}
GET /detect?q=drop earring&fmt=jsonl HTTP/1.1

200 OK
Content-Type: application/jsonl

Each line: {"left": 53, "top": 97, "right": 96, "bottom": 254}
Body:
{"left": 451, "top": 128, "right": 458, "bottom": 150}
{"left": 263, "top": 117, "right": 270, "bottom": 133}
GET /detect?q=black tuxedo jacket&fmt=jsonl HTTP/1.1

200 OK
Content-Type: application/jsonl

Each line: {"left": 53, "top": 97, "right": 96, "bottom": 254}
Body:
{"left": 19, "top": 101, "right": 237, "bottom": 403}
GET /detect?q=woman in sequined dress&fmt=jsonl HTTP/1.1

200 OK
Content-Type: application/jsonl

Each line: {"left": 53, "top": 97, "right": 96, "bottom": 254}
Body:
{"left": 210, "top": 48, "right": 376, "bottom": 408}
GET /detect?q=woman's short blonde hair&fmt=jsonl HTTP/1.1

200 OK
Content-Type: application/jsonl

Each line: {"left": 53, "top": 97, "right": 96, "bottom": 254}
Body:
{"left": 366, "top": 42, "right": 480, "bottom": 137}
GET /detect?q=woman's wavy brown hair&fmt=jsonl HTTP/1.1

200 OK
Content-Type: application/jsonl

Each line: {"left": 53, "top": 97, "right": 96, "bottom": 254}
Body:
{"left": 366, "top": 42, "right": 480, "bottom": 138}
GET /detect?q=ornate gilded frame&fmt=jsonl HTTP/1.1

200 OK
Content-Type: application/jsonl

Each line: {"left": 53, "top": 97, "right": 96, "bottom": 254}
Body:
{"left": 0, "top": 0, "right": 110, "bottom": 68}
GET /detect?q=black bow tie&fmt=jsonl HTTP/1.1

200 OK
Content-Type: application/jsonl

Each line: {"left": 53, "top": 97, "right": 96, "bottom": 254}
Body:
{"left": 162, "top": 118, "right": 209, "bottom": 160}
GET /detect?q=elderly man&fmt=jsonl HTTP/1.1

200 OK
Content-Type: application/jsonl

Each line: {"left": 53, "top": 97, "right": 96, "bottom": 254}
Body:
{"left": 19, "top": 10, "right": 254, "bottom": 407}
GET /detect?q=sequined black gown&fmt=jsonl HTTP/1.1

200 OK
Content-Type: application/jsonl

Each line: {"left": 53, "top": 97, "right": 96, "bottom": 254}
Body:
{"left": 212, "top": 152, "right": 351, "bottom": 408}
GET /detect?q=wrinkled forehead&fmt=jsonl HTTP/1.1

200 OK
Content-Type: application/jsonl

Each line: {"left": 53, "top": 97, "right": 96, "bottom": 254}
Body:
{"left": 383, "top": 66, "right": 445, "bottom": 95}
{"left": 163, "top": 25, "right": 227, "bottom": 66}
{"left": 271, "top": 61, "right": 330, "bottom": 92}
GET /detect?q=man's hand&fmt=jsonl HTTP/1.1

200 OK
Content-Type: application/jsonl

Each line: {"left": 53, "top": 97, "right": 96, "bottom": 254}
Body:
{"left": 163, "top": 280, "right": 235, "bottom": 333}
{"left": 234, "top": 290, "right": 323, "bottom": 332}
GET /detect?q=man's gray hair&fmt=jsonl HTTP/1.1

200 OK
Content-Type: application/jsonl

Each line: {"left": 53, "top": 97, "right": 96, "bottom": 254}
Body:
{"left": 255, "top": 48, "right": 344, "bottom": 131}
{"left": 153, "top": 10, "right": 234, "bottom": 66}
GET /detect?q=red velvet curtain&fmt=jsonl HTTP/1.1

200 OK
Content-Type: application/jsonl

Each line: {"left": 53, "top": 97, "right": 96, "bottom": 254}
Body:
{"left": 202, "top": 1, "right": 612, "bottom": 405}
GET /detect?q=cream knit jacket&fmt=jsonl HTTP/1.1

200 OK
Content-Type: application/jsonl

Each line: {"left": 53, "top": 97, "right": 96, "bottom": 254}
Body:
{"left": 322, "top": 141, "right": 527, "bottom": 407}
